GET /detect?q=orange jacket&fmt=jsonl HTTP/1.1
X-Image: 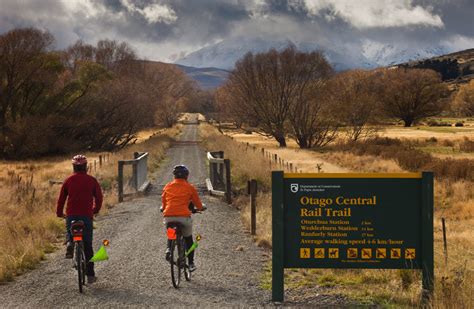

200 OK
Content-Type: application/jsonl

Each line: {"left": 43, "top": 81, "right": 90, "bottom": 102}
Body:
{"left": 162, "top": 179, "right": 203, "bottom": 217}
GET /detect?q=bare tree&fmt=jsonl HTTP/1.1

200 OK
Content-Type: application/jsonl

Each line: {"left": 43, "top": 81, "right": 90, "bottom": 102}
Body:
{"left": 224, "top": 46, "right": 333, "bottom": 147}
{"left": 329, "top": 70, "right": 380, "bottom": 141}
{"left": 95, "top": 39, "right": 137, "bottom": 72}
{"left": 453, "top": 80, "right": 474, "bottom": 116}
{"left": 142, "top": 63, "right": 195, "bottom": 127}
{"left": 63, "top": 40, "right": 95, "bottom": 72}
{"left": 379, "top": 68, "right": 449, "bottom": 127}
{"left": 215, "top": 83, "right": 254, "bottom": 128}
{"left": 286, "top": 51, "right": 334, "bottom": 148}
{"left": 0, "top": 28, "right": 54, "bottom": 129}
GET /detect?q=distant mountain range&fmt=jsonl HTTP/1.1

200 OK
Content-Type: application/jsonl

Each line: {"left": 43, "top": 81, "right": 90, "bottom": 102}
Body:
{"left": 172, "top": 38, "right": 472, "bottom": 89}
{"left": 175, "top": 65, "right": 229, "bottom": 90}
{"left": 175, "top": 37, "right": 456, "bottom": 71}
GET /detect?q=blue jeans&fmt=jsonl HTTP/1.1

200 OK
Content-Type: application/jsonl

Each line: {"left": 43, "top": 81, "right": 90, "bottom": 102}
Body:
{"left": 66, "top": 216, "right": 94, "bottom": 276}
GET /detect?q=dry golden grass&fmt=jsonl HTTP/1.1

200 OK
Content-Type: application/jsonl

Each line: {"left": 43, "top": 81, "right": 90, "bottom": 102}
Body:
{"left": 0, "top": 126, "right": 180, "bottom": 283}
{"left": 224, "top": 131, "right": 348, "bottom": 173}
{"left": 379, "top": 126, "right": 474, "bottom": 140}
{"left": 201, "top": 123, "right": 474, "bottom": 308}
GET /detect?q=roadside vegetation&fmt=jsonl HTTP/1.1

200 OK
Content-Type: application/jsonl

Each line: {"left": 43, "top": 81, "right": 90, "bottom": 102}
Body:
{"left": 201, "top": 44, "right": 472, "bottom": 307}
{"left": 0, "top": 126, "right": 180, "bottom": 283}
{"left": 200, "top": 122, "right": 473, "bottom": 308}
{"left": 213, "top": 46, "right": 455, "bottom": 150}
{"left": 0, "top": 27, "right": 197, "bottom": 159}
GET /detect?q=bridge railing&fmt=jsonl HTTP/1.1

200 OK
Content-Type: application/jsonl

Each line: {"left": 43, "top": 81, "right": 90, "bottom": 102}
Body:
{"left": 206, "top": 151, "right": 232, "bottom": 204}
{"left": 118, "top": 152, "right": 150, "bottom": 202}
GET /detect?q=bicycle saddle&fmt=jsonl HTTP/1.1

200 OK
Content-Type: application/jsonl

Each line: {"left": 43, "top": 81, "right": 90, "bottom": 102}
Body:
{"left": 71, "top": 220, "right": 85, "bottom": 231}
{"left": 166, "top": 222, "right": 184, "bottom": 229}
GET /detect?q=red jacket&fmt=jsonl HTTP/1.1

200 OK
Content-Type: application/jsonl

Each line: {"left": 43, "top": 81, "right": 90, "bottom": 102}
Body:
{"left": 56, "top": 171, "right": 103, "bottom": 219}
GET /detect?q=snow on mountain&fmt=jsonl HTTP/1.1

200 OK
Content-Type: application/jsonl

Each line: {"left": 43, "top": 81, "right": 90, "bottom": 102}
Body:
{"left": 175, "top": 37, "right": 451, "bottom": 71}
{"left": 361, "top": 40, "right": 450, "bottom": 67}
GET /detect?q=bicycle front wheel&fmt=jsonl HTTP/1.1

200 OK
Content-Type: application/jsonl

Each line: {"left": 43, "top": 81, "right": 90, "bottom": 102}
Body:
{"left": 170, "top": 240, "right": 181, "bottom": 288}
{"left": 182, "top": 238, "right": 191, "bottom": 281}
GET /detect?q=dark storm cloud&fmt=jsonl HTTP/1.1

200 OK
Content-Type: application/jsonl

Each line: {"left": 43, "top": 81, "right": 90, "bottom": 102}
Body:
{"left": 418, "top": 0, "right": 474, "bottom": 37}
{"left": 93, "top": 0, "right": 252, "bottom": 44}
{"left": 0, "top": 0, "right": 472, "bottom": 61}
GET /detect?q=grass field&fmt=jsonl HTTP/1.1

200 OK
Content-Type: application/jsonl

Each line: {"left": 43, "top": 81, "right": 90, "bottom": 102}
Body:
{"left": 201, "top": 122, "right": 473, "bottom": 308}
{"left": 0, "top": 125, "right": 181, "bottom": 283}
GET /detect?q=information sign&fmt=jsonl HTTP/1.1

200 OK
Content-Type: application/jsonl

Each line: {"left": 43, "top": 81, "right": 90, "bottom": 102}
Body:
{"left": 271, "top": 172, "right": 433, "bottom": 303}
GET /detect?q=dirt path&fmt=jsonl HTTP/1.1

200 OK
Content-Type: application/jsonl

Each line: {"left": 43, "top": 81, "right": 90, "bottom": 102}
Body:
{"left": 0, "top": 120, "right": 270, "bottom": 307}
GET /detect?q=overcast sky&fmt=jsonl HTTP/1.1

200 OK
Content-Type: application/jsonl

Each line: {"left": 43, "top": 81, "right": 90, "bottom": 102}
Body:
{"left": 0, "top": 0, "right": 473, "bottom": 62}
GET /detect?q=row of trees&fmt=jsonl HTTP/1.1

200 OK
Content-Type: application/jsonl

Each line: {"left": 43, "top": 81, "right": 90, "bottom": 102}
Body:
{"left": 0, "top": 27, "right": 196, "bottom": 158}
{"left": 215, "top": 46, "right": 450, "bottom": 148}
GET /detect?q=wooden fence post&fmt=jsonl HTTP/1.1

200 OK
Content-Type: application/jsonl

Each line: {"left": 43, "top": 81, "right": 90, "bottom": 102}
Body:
{"left": 442, "top": 218, "right": 448, "bottom": 268}
{"left": 99, "top": 155, "right": 103, "bottom": 167}
{"left": 224, "top": 159, "right": 232, "bottom": 204}
{"left": 249, "top": 179, "right": 258, "bottom": 235}
{"left": 118, "top": 161, "right": 124, "bottom": 202}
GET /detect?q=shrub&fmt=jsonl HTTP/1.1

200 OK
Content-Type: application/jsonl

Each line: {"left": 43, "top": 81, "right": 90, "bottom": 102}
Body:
{"left": 442, "top": 139, "right": 455, "bottom": 147}
{"left": 455, "top": 122, "right": 464, "bottom": 127}
{"left": 459, "top": 137, "right": 474, "bottom": 153}
{"left": 427, "top": 120, "right": 451, "bottom": 127}
{"left": 332, "top": 137, "right": 473, "bottom": 182}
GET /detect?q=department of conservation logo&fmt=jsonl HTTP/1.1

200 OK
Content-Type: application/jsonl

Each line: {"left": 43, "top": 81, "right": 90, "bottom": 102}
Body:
{"left": 290, "top": 183, "right": 299, "bottom": 193}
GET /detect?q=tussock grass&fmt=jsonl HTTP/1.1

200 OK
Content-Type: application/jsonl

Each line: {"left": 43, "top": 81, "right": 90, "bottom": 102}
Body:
{"left": 331, "top": 137, "right": 474, "bottom": 181}
{"left": 323, "top": 151, "right": 474, "bottom": 308}
{"left": 0, "top": 126, "right": 179, "bottom": 283}
{"left": 201, "top": 123, "right": 473, "bottom": 308}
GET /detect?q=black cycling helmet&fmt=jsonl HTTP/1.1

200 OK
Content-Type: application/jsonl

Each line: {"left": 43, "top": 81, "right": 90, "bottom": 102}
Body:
{"left": 173, "top": 165, "right": 189, "bottom": 179}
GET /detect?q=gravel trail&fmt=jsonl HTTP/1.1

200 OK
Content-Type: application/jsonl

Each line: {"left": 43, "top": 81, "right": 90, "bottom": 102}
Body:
{"left": 0, "top": 120, "right": 271, "bottom": 307}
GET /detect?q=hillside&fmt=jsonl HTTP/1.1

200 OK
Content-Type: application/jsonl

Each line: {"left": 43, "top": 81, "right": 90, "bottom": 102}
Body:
{"left": 135, "top": 60, "right": 228, "bottom": 89}
{"left": 398, "top": 48, "right": 474, "bottom": 87}
{"left": 175, "top": 64, "right": 229, "bottom": 89}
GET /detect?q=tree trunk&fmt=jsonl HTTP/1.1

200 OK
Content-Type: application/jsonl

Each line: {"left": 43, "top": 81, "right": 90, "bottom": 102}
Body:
{"left": 403, "top": 118, "right": 413, "bottom": 127}
{"left": 274, "top": 133, "right": 287, "bottom": 147}
{"left": 296, "top": 136, "right": 309, "bottom": 149}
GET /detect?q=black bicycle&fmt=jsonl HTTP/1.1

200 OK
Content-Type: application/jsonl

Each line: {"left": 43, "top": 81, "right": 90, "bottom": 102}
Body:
{"left": 70, "top": 220, "right": 87, "bottom": 293}
{"left": 167, "top": 221, "right": 191, "bottom": 288}
{"left": 165, "top": 204, "right": 206, "bottom": 288}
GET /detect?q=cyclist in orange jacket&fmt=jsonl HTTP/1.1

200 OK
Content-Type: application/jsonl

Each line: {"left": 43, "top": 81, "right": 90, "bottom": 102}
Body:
{"left": 161, "top": 165, "right": 204, "bottom": 272}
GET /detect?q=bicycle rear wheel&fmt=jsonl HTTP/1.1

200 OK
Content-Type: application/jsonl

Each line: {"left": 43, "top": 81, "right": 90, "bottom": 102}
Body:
{"left": 76, "top": 243, "right": 85, "bottom": 293}
{"left": 170, "top": 240, "right": 181, "bottom": 288}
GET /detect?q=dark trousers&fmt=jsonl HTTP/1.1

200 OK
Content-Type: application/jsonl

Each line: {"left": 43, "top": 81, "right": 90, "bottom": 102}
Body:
{"left": 66, "top": 216, "right": 95, "bottom": 276}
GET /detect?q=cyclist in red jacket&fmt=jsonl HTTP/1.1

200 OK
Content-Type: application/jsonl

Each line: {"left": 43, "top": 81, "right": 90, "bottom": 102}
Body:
{"left": 56, "top": 155, "right": 103, "bottom": 284}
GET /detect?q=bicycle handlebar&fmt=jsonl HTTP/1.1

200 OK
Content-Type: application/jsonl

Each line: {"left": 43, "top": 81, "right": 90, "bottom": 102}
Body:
{"left": 160, "top": 205, "right": 207, "bottom": 213}
{"left": 192, "top": 206, "right": 207, "bottom": 214}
